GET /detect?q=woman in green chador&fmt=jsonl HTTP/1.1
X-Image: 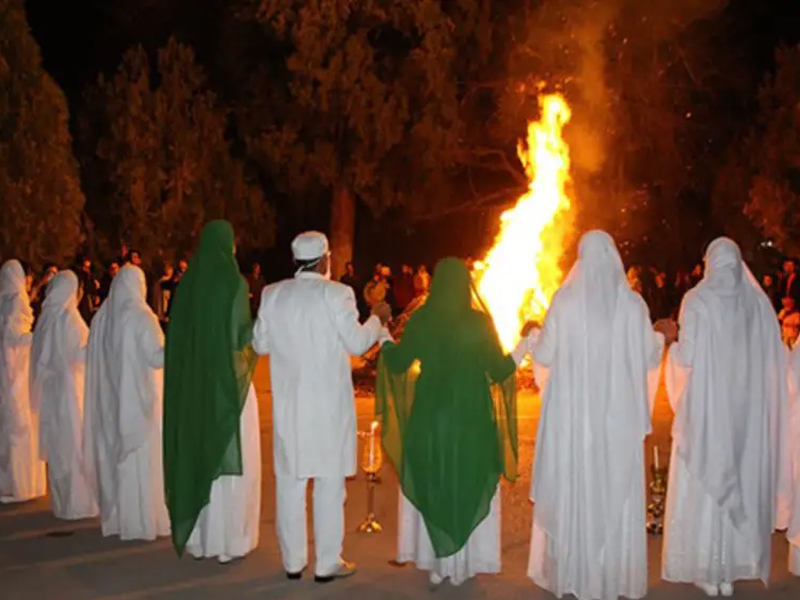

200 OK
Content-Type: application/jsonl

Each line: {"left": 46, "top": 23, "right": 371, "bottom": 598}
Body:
{"left": 376, "top": 257, "right": 519, "bottom": 587}
{"left": 163, "top": 220, "right": 261, "bottom": 563}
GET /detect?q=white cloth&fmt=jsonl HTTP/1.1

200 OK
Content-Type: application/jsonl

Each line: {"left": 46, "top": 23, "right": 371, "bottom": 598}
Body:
{"left": 397, "top": 489, "right": 500, "bottom": 586}
{"left": 185, "top": 385, "right": 261, "bottom": 561}
{"left": 786, "top": 344, "right": 800, "bottom": 575}
{"left": 253, "top": 271, "right": 382, "bottom": 572}
{"left": 83, "top": 265, "right": 170, "bottom": 540}
{"left": 31, "top": 271, "right": 97, "bottom": 519}
{"left": 0, "top": 260, "right": 46, "bottom": 503}
{"left": 275, "top": 468, "right": 346, "bottom": 576}
{"left": 253, "top": 272, "right": 383, "bottom": 478}
{"left": 663, "top": 237, "right": 789, "bottom": 586}
{"left": 515, "top": 231, "right": 664, "bottom": 600}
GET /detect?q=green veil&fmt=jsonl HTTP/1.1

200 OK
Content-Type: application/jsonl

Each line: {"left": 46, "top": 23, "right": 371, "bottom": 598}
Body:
{"left": 376, "top": 257, "right": 517, "bottom": 558}
{"left": 163, "top": 220, "right": 257, "bottom": 556}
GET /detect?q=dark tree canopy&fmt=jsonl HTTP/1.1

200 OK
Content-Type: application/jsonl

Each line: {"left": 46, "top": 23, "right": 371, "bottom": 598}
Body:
{"left": 78, "top": 37, "right": 274, "bottom": 265}
{"left": 0, "top": 0, "right": 84, "bottom": 269}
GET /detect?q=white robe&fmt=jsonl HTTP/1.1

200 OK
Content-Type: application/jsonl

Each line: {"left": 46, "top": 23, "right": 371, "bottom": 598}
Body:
{"left": 0, "top": 260, "right": 46, "bottom": 503}
{"left": 31, "top": 271, "right": 97, "bottom": 519}
{"left": 397, "top": 489, "right": 501, "bottom": 585}
{"left": 786, "top": 345, "right": 800, "bottom": 575}
{"left": 663, "top": 238, "right": 789, "bottom": 586}
{"left": 515, "top": 231, "right": 663, "bottom": 600}
{"left": 185, "top": 385, "right": 261, "bottom": 561}
{"left": 83, "top": 265, "right": 170, "bottom": 540}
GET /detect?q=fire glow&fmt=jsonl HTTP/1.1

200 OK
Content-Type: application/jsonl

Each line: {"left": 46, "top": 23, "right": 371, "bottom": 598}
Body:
{"left": 473, "top": 94, "right": 574, "bottom": 352}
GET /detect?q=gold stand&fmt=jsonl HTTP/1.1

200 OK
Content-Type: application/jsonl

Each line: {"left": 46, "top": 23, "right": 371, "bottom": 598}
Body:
{"left": 646, "top": 463, "right": 668, "bottom": 535}
{"left": 357, "top": 420, "right": 383, "bottom": 534}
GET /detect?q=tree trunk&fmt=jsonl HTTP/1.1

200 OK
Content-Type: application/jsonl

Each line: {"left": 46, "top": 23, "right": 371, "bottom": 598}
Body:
{"left": 330, "top": 185, "right": 355, "bottom": 280}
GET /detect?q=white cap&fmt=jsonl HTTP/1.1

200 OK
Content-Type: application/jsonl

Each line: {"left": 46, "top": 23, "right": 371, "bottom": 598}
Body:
{"left": 291, "top": 231, "right": 329, "bottom": 261}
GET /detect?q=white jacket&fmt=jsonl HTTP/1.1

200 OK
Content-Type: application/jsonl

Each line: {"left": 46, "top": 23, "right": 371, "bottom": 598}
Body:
{"left": 253, "top": 272, "right": 382, "bottom": 478}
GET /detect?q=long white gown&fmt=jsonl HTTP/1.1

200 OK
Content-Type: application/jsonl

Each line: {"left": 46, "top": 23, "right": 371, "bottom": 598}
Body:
{"left": 83, "top": 265, "right": 170, "bottom": 540}
{"left": 662, "top": 238, "right": 789, "bottom": 589}
{"left": 0, "top": 260, "right": 46, "bottom": 504}
{"left": 31, "top": 271, "right": 97, "bottom": 519}
{"left": 185, "top": 385, "right": 261, "bottom": 562}
{"left": 785, "top": 344, "right": 800, "bottom": 575}
{"left": 516, "top": 231, "right": 664, "bottom": 600}
{"left": 397, "top": 489, "right": 500, "bottom": 585}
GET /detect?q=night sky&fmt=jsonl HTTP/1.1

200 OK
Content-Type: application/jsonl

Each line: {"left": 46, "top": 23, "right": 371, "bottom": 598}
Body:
{"left": 19, "top": 0, "right": 800, "bottom": 272}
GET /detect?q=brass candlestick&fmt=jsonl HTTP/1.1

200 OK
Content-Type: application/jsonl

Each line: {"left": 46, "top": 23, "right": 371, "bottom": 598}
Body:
{"left": 646, "top": 447, "right": 668, "bottom": 535}
{"left": 356, "top": 420, "right": 383, "bottom": 533}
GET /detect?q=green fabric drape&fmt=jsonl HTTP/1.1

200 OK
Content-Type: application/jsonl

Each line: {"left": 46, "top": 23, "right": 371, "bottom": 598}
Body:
{"left": 376, "top": 257, "right": 517, "bottom": 558}
{"left": 163, "top": 220, "right": 257, "bottom": 556}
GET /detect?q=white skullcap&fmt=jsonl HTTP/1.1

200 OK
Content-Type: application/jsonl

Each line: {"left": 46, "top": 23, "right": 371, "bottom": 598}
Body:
{"left": 291, "top": 231, "right": 329, "bottom": 261}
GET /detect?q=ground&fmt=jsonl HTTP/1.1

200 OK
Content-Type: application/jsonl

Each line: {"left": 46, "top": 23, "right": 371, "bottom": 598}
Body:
{"left": 1, "top": 360, "right": 798, "bottom": 600}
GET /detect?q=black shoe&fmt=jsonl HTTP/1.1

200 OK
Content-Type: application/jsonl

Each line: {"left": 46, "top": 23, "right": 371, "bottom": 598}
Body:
{"left": 286, "top": 570, "right": 303, "bottom": 580}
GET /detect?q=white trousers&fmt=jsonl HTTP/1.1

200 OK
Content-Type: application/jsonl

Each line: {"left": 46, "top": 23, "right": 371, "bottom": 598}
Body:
{"left": 275, "top": 472, "right": 346, "bottom": 577}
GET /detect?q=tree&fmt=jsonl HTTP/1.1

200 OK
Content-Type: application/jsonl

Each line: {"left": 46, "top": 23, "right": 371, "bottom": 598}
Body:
{"left": 242, "top": 0, "right": 469, "bottom": 277}
{"left": 0, "top": 0, "right": 84, "bottom": 268}
{"left": 744, "top": 45, "right": 800, "bottom": 256}
{"left": 78, "top": 38, "right": 274, "bottom": 264}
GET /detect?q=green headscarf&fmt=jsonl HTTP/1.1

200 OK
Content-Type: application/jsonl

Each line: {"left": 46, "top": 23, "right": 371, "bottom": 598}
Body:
{"left": 163, "top": 220, "right": 257, "bottom": 556}
{"left": 376, "top": 257, "right": 517, "bottom": 558}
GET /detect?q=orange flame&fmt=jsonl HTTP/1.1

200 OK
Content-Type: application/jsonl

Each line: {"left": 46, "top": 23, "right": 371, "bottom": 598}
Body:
{"left": 474, "top": 94, "right": 573, "bottom": 351}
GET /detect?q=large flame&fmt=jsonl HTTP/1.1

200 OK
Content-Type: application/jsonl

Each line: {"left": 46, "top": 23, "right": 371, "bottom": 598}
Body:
{"left": 474, "top": 94, "right": 573, "bottom": 351}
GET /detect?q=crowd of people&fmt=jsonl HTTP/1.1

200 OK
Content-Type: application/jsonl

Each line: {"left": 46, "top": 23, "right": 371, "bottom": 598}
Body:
{"left": 0, "top": 224, "right": 799, "bottom": 600}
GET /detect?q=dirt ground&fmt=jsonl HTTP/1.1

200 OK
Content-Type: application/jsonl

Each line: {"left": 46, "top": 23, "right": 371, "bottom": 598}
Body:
{"left": 1, "top": 359, "right": 798, "bottom": 600}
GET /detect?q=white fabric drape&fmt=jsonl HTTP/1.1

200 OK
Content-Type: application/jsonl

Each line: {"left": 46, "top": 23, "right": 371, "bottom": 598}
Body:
{"left": 184, "top": 385, "right": 261, "bottom": 562}
{"left": 785, "top": 343, "right": 800, "bottom": 575}
{"left": 83, "top": 265, "right": 169, "bottom": 540}
{"left": 31, "top": 270, "right": 97, "bottom": 519}
{"left": 515, "top": 231, "right": 664, "bottom": 600}
{"left": 0, "top": 260, "right": 46, "bottom": 503}
{"left": 663, "top": 237, "right": 789, "bottom": 586}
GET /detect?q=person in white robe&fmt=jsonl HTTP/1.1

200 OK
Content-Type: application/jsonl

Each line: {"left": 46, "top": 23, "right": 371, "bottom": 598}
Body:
{"left": 662, "top": 237, "right": 790, "bottom": 597}
{"left": 31, "top": 270, "right": 98, "bottom": 519}
{"left": 514, "top": 231, "right": 669, "bottom": 600}
{"left": 0, "top": 259, "right": 47, "bottom": 503}
{"left": 784, "top": 337, "right": 800, "bottom": 575}
{"left": 163, "top": 220, "right": 261, "bottom": 564}
{"left": 253, "top": 231, "right": 387, "bottom": 583}
{"left": 83, "top": 265, "right": 170, "bottom": 540}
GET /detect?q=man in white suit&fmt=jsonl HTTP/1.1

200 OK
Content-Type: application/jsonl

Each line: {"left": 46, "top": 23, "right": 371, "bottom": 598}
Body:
{"left": 253, "top": 231, "right": 388, "bottom": 583}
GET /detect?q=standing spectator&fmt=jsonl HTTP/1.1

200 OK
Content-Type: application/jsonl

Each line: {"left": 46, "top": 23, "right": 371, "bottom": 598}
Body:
{"left": 762, "top": 273, "right": 781, "bottom": 313}
{"left": 247, "top": 263, "right": 265, "bottom": 316}
{"left": 75, "top": 256, "right": 99, "bottom": 324}
{"left": 339, "top": 262, "right": 358, "bottom": 291}
{"left": 99, "top": 262, "right": 120, "bottom": 302}
{"left": 394, "top": 264, "right": 415, "bottom": 312}
{"left": 153, "top": 263, "right": 176, "bottom": 329}
{"left": 780, "top": 258, "right": 800, "bottom": 306}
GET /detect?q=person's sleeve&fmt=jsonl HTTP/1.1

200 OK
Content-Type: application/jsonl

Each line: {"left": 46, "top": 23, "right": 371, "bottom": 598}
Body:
{"left": 670, "top": 300, "right": 697, "bottom": 368}
{"left": 252, "top": 288, "right": 270, "bottom": 356}
{"left": 530, "top": 308, "right": 557, "bottom": 367}
{"left": 479, "top": 314, "right": 517, "bottom": 383}
{"left": 139, "top": 313, "right": 165, "bottom": 368}
{"left": 327, "top": 284, "right": 382, "bottom": 355}
{"left": 381, "top": 316, "right": 420, "bottom": 373}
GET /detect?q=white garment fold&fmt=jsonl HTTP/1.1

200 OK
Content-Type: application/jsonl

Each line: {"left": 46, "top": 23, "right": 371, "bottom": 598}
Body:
{"left": 185, "top": 385, "right": 261, "bottom": 561}
{"left": 662, "top": 237, "right": 789, "bottom": 586}
{"left": 0, "top": 260, "right": 46, "bottom": 503}
{"left": 397, "top": 489, "right": 500, "bottom": 586}
{"left": 31, "top": 270, "right": 97, "bottom": 519}
{"left": 786, "top": 344, "right": 800, "bottom": 575}
{"left": 83, "top": 265, "right": 169, "bottom": 540}
{"left": 518, "top": 231, "right": 663, "bottom": 600}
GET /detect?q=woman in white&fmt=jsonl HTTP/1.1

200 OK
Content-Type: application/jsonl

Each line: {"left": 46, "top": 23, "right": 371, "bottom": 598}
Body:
{"left": 0, "top": 259, "right": 46, "bottom": 503}
{"left": 83, "top": 265, "right": 170, "bottom": 540}
{"left": 516, "top": 231, "right": 669, "bottom": 600}
{"left": 163, "top": 220, "right": 260, "bottom": 563}
{"left": 663, "top": 237, "right": 790, "bottom": 597}
{"left": 31, "top": 270, "right": 98, "bottom": 519}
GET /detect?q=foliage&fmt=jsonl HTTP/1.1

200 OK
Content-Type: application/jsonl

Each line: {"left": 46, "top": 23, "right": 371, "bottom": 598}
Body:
{"left": 0, "top": 0, "right": 85, "bottom": 269}
{"left": 743, "top": 45, "right": 800, "bottom": 256}
{"left": 78, "top": 37, "right": 274, "bottom": 264}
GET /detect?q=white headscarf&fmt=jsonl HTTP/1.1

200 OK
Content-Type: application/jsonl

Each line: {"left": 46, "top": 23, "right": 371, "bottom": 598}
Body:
{"left": 667, "top": 237, "right": 789, "bottom": 575}
{"left": 0, "top": 260, "right": 33, "bottom": 336}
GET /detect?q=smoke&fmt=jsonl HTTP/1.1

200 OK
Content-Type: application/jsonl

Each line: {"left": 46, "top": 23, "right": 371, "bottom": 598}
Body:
{"left": 520, "top": 0, "right": 729, "bottom": 176}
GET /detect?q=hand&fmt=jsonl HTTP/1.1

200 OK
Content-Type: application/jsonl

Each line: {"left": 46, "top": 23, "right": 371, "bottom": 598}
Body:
{"left": 520, "top": 320, "right": 540, "bottom": 338}
{"left": 372, "top": 302, "right": 392, "bottom": 326}
{"left": 378, "top": 327, "right": 394, "bottom": 347}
